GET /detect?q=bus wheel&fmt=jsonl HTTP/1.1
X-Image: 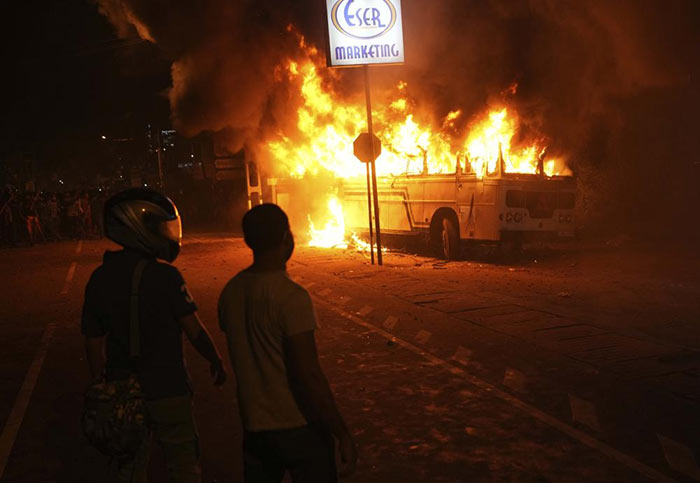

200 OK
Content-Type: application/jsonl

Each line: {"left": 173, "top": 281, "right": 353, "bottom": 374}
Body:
{"left": 432, "top": 215, "right": 460, "bottom": 260}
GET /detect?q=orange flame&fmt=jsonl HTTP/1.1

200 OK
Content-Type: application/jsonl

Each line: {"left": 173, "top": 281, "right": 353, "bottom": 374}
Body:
{"left": 267, "top": 41, "right": 571, "bottom": 248}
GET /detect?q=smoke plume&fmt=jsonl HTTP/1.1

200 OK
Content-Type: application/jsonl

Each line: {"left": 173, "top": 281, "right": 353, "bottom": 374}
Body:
{"left": 97, "top": 0, "right": 700, "bottom": 236}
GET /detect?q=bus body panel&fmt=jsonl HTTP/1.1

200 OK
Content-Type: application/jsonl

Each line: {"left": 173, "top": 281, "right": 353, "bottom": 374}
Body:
{"left": 343, "top": 173, "right": 575, "bottom": 242}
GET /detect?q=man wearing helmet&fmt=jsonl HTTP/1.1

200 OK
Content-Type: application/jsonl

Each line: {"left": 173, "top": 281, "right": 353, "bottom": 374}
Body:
{"left": 81, "top": 188, "right": 226, "bottom": 482}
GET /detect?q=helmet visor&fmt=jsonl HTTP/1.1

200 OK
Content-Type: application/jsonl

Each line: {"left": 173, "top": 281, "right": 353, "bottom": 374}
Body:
{"left": 160, "top": 216, "right": 182, "bottom": 244}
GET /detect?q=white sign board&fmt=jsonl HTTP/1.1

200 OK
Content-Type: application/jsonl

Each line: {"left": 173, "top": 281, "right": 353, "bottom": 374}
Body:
{"left": 326, "top": 0, "right": 405, "bottom": 67}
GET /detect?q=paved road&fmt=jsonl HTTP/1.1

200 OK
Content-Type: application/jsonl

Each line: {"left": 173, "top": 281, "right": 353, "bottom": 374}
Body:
{"left": 0, "top": 235, "right": 699, "bottom": 482}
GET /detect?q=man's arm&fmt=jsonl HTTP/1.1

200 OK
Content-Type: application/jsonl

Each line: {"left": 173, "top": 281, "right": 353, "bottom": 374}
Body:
{"left": 178, "top": 312, "right": 226, "bottom": 385}
{"left": 284, "top": 330, "right": 358, "bottom": 476}
{"left": 85, "top": 336, "right": 105, "bottom": 383}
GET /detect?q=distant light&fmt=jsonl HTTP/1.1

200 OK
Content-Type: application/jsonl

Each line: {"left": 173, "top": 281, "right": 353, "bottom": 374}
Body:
{"left": 101, "top": 135, "right": 107, "bottom": 140}
{"left": 144, "top": 183, "right": 148, "bottom": 187}
{"left": 190, "top": 154, "right": 194, "bottom": 158}
{"left": 98, "top": 188, "right": 102, "bottom": 192}
{"left": 58, "top": 179, "right": 64, "bottom": 184}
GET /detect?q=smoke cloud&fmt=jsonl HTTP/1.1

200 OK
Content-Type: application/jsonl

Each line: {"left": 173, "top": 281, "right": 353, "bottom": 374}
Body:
{"left": 97, "top": 0, "right": 699, "bottom": 236}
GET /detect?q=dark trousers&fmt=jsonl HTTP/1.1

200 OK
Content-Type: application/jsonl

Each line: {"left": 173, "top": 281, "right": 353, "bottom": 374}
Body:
{"left": 116, "top": 395, "right": 201, "bottom": 483}
{"left": 243, "top": 424, "right": 337, "bottom": 483}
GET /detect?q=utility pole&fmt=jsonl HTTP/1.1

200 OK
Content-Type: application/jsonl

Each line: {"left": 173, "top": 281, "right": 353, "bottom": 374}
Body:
{"left": 365, "top": 160, "right": 375, "bottom": 264}
{"left": 364, "top": 65, "right": 383, "bottom": 265}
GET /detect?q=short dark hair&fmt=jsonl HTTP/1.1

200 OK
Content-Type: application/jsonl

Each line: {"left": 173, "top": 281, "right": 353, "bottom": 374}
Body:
{"left": 242, "top": 203, "right": 290, "bottom": 252}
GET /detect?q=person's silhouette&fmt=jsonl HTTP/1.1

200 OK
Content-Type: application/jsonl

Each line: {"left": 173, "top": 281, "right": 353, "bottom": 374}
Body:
{"left": 219, "top": 203, "right": 357, "bottom": 483}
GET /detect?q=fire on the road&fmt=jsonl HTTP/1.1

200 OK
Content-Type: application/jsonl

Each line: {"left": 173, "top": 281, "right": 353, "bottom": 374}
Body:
{"left": 307, "top": 196, "right": 375, "bottom": 252}
{"left": 266, "top": 32, "right": 571, "bottom": 248}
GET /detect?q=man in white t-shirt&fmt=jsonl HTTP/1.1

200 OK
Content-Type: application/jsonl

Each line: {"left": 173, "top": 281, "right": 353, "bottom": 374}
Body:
{"left": 218, "top": 204, "right": 357, "bottom": 483}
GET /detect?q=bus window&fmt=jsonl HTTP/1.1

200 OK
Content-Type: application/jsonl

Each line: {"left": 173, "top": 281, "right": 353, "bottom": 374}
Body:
{"left": 506, "top": 190, "right": 527, "bottom": 208}
{"left": 558, "top": 192, "right": 575, "bottom": 209}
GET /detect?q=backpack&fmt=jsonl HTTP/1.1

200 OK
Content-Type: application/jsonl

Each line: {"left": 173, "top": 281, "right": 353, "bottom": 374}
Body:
{"left": 81, "top": 259, "right": 149, "bottom": 458}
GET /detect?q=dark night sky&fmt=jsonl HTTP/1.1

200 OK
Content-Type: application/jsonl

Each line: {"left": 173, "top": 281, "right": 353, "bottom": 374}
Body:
{"left": 1, "top": 0, "right": 170, "bottom": 168}
{"left": 2, "top": 0, "right": 698, "bottom": 237}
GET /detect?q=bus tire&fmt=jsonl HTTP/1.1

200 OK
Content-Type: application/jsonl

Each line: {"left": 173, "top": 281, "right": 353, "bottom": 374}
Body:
{"left": 431, "top": 213, "right": 460, "bottom": 260}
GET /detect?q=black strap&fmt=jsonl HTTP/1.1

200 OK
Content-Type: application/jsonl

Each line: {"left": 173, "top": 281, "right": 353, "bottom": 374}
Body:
{"left": 129, "top": 259, "right": 148, "bottom": 359}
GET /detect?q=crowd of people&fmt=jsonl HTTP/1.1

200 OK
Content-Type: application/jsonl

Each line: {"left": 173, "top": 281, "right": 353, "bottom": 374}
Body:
{"left": 0, "top": 187, "right": 108, "bottom": 246}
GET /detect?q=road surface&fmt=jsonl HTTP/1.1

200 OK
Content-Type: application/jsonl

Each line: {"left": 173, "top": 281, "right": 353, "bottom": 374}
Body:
{"left": 1, "top": 234, "right": 699, "bottom": 482}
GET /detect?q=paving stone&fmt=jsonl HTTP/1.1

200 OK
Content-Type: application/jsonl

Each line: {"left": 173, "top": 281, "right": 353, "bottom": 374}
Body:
{"left": 656, "top": 352, "right": 700, "bottom": 376}
{"left": 653, "top": 371, "right": 700, "bottom": 402}
{"left": 400, "top": 291, "right": 456, "bottom": 304}
{"left": 481, "top": 310, "right": 547, "bottom": 328}
{"left": 531, "top": 324, "right": 610, "bottom": 341}
{"left": 379, "top": 271, "right": 416, "bottom": 281}
{"left": 382, "top": 316, "right": 399, "bottom": 330}
{"left": 420, "top": 296, "right": 498, "bottom": 314}
{"left": 453, "top": 304, "right": 525, "bottom": 322}
{"left": 415, "top": 330, "right": 432, "bottom": 344}
{"left": 358, "top": 305, "right": 374, "bottom": 316}
{"left": 550, "top": 333, "right": 639, "bottom": 355}
{"left": 568, "top": 338, "right": 671, "bottom": 365}
{"left": 450, "top": 346, "right": 472, "bottom": 366}
{"left": 569, "top": 393, "right": 601, "bottom": 431}
{"left": 388, "top": 282, "right": 440, "bottom": 297}
{"left": 340, "top": 271, "right": 375, "bottom": 280}
{"left": 299, "top": 256, "right": 338, "bottom": 263}
{"left": 504, "top": 317, "right": 579, "bottom": 335}
{"left": 503, "top": 368, "right": 527, "bottom": 392}
{"left": 657, "top": 434, "right": 700, "bottom": 480}
{"left": 606, "top": 356, "right": 682, "bottom": 379}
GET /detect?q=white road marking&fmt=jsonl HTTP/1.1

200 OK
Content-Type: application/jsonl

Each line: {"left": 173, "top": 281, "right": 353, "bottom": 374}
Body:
{"left": 503, "top": 367, "right": 527, "bottom": 393}
{"left": 0, "top": 323, "right": 55, "bottom": 478}
{"left": 569, "top": 393, "right": 601, "bottom": 432}
{"left": 75, "top": 240, "right": 83, "bottom": 254}
{"left": 382, "top": 316, "right": 398, "bottom": 330}
{"left": 657, "top": 434, "right": 700, "bottom": 480}
{"left": 315, "top": 298, "right": 676, "bottom": 483}
{"left": 450, "top": 346, "right": 472, "bottom": 366}
{"left": 60, "top": 262, "right": 77, "bottom": 295}
{"left": 414, "top": 329, "right": 432, "bottom": 344}
{"left": 358, "top": 305, "right": 374, "bottom": 316}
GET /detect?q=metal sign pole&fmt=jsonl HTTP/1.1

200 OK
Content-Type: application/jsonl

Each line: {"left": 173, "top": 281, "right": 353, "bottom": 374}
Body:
{"left": 364, "top": 64, "right": 383, "bottom": 265}
{"left": 365, "top": 161, "right": 375, "bottom": 264}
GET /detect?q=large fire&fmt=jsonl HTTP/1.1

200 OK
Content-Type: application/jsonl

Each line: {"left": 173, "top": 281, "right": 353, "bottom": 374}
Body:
{"left": 265, "top": 36, "right": 570, "bottom": 249}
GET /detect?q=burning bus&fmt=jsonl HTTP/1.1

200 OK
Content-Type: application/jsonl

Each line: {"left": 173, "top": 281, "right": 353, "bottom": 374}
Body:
{"left": 259, "top": 57, "right": 574, "bottom": 258}
{"left": 341, "top": 151, "right": 575, "bottom": 259}
{"left": 268, "top": 147, "right": 575, "bottom": 259}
